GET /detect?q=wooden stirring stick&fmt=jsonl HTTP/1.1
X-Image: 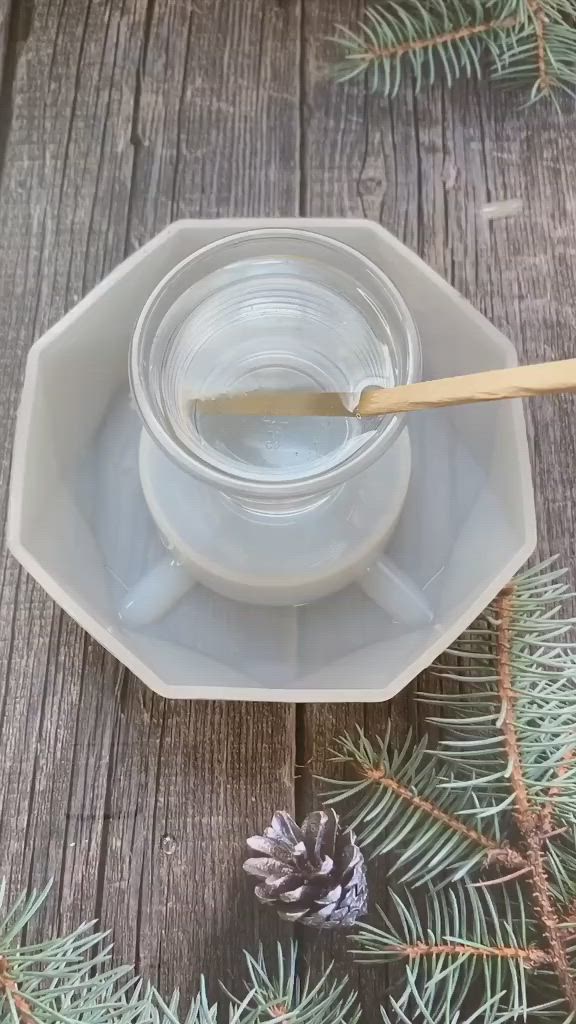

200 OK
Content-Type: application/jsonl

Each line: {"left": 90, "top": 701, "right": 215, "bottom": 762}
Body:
{"left": 194, "top": 357, "right": 576, "bottom": 418}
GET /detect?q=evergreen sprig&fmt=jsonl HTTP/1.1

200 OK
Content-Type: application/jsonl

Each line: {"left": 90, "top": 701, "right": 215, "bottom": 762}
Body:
{"left": 0, "top": 884, "right": 359, "bottom": 1024}
{"left": 334, "top": 0, "right": 576, "bottom": 107}
{"left": 321, "top": 561, "right": 576, "bottom": 1022}
{"left": 320, "top": 729, "right": 514, "bottom": 887}
{"left": 353, "top": 882, "right": 552, "bottom": 1024}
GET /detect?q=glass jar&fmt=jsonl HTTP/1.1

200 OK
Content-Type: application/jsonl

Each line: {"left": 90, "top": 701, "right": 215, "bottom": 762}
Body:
{"left": 121, "top": 228, "right": 421, "bottom": 623}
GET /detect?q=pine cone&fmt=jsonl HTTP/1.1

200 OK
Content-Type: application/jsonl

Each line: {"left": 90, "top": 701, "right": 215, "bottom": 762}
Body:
{"left": 243, "top": 808, "right": 367, "bottom": 928}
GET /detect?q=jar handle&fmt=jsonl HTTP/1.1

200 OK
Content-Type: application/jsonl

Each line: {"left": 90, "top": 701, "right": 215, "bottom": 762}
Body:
{"left": 360, "top": 556, "right": 434, "bottom": 628}
{"left": 119, "top": 558, "right": 195, "bottom": 627}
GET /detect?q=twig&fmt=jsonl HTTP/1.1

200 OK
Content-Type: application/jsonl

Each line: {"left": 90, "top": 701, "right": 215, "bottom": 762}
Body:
{"left": 392, "top": 941, "right": 550, "bottom": 969}
{"left": 527, "top": 0, "right": 552, "bottom": 93}
{"left": 496, "top": 588, "right": 532, "bottom": 822}
{"left": 355, "top": 14, "right": 519, "bottom": 64}
{"left": 496, "top": 588, "right": 576, "bottom": 1010}
{"left": 561, "top": 899, "right": 576, "bottom": 930}
{"left": 361, "top": 765, "right": 526, "bottom": 869}
{"left": 542, "top": 750, "right": 574, "bottom": 832}
{"left": 0, "top": 957, "right": 35, "bottom": 1024}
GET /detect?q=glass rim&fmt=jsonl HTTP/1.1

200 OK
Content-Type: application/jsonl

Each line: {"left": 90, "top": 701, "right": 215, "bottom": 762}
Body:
{"left": 130, "top": 228, "right": 422, "bottom": 499}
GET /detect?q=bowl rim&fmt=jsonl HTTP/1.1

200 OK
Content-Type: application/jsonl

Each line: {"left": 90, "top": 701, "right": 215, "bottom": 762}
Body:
{"left": 129, "top": 227, "right": 422, "bottom": 499}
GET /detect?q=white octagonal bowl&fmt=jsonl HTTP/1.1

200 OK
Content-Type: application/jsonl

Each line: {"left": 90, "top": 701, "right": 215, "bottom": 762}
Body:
{"left": 7, "top": 219, "right": 536, "bottom": 702}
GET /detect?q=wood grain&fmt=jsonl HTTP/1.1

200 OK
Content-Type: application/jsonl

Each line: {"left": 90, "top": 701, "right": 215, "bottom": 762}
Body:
{"left": 2, "top": 0, "right": 576, "bottom": 1021}
{"left": 95, "top": 0, "right": 300, "bottom": 1001}
{"left": 0, "top": 0, "right": 298, "bottom": 1008}
{"left": 0, "top": 0, "right": 146, "bottom": 942}
{"left": 296, "top": 2, "right": 412, "bottom": 1013}
{"left": 299, "top": 0, "right": 576, "bottom": 1016}
{"left": 0, "top": 0, "right": 13, "bottom": 87}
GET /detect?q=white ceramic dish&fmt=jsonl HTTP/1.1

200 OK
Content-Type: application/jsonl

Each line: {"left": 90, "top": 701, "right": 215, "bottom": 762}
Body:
{"left": 7, "top": 219, "right": 536, "bottom": 701}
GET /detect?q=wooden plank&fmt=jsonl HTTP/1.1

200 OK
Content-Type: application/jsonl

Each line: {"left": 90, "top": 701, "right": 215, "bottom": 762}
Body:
{"left": 125, "top": 0, "right": 300, "bottom": 245}
{"left": 0, "top": 0, "right": 146, "bottom": 940}
{"left": 0, "top": 0, "right": 300, "bottom": 1008}
{"left": 300, "top": 3, "right": 576, "bottom": 1020}
{"left": 0, "top": 0, "right": 14, "bottom": 85}
{"left": 297, "top": 4, "right": 411, "bottom": 1016}
{"left": 464, "top": 84, "right": 576, "bottom": 575}
{"left": 3, "top": 2, "right": 575, "bottom": 1019}
{"left": 96, "top": 0, "right": 300, "bottom": 1003}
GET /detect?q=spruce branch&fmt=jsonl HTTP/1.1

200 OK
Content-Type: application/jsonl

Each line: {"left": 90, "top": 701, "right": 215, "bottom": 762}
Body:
{"left": 530, "top": 0, "right": 551, "bottom": 92}
{"left": 223, "top": 944, "right": 360, "bottom": 1024}
{"left": 333, "top": 0, "right": 576, "bottom": 106}
{"left": 154, "top": 943, "right": 359, "bottom": 1024}
{"left": 495, "top": 0, "right": 576, "bottom": 103}
{"left": 0, "top": 884, "right": 358, "bottom": 1024}
{"left": 0, "top": 956, "right": 34, "bottom": 1024}
{"left": 496, "top": 585, "right": 533, "bottom": 823}
{"left": 387, "top": 940, "right": 549, "bottom": 964}
{"left": 320, "top": 727, "right": 525, "bottom": 885}
{"left": 334, "top": 0, "right": 519, "bottom": 94}
{"left": 494, "top": 584, "right": 576, "bottom": 1008}
{"left": 353, "top": 883, "right": 550, "bottom": 1023}
{"left": 0, "top": 883, "right": 149, "bottom": 1024}
{"left": 427, "top": 563, "right": 576, "bottom": 822}
{"left": 323, "top": 562, "right": 576, "bottom": 1022}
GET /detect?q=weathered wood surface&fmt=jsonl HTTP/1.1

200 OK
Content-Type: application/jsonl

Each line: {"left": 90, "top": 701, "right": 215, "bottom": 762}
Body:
{"left": 0, "top": 0, "right": 575, "bottom": 1017}
{"left": 0, "top": 0, "right": 297, "bottom": 1001}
